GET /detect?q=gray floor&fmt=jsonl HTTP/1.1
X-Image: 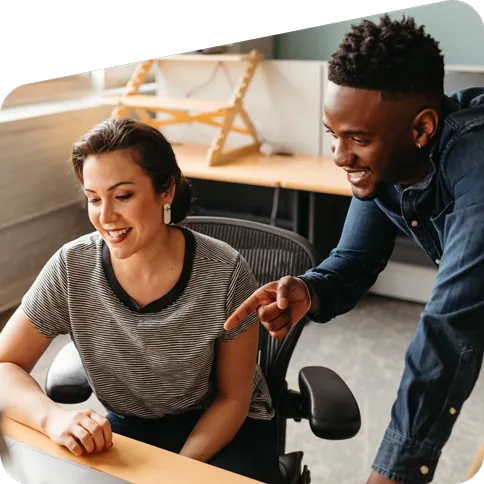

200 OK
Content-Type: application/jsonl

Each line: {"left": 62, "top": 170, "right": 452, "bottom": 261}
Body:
{"left": 1, "top": 295, "right": 482, "bottom": 483}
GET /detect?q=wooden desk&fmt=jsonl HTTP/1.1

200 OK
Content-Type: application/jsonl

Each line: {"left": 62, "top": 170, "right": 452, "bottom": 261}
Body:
{"left": 278, "top": 156, "right": 352, "bottom": 197}
{"left": 173, "top": 143, "right": 281, "bottom": 188}
{"left": 173, "top": 143, "right": 351, "bottom": 194}
{"left": 2, "top": 417, "right": 262, "bottom": 484}
{"left": 277, "top": 156, "right": 352, "bottom": 244}
{"left": 172, "top": 143, "right": 352, "bottom": 243}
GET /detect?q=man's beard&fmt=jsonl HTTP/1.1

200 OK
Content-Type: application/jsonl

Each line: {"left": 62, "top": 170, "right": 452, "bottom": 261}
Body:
{"left": 352, "top": 181, "right": 386, "bottom": 201}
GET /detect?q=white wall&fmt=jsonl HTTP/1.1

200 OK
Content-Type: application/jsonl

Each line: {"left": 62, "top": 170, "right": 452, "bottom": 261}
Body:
{"left": 154, "top": 59, "right": 326, "bottom": 156}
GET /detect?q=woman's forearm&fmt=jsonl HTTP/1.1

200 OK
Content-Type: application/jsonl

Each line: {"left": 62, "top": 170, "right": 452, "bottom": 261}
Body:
{"left": 180, "top": 397, "right": 249, "bottom": 462}
{"left": 0, "top": 362, "right": 60, "bottom": 434}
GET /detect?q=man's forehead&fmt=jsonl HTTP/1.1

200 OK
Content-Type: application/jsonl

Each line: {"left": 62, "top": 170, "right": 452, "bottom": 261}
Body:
{"left": 324, "top": 83, "right": 384, "bottom": 118}
{"left": 323, "top": 82, "right": 408, "bottom": 129}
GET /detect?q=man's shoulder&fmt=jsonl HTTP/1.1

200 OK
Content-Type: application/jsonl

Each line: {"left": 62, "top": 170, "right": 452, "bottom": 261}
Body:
{"left": 440, "top": 88, "right": 484, "bottom": 154}
{"left": 436, "top": 89, "right": 484, "bottom": 188}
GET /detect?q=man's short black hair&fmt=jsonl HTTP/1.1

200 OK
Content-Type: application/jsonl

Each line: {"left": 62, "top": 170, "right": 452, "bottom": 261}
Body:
{"left": 328, "top": 14, "right": 445, "bottom": 99}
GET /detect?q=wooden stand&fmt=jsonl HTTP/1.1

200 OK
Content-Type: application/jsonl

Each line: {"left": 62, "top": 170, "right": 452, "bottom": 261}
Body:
{"left": 104, "top": 50, "right": 264, "bottom": 166}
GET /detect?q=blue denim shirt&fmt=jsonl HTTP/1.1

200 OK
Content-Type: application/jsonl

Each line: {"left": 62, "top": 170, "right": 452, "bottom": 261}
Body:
{"left": 299, "top": 87, "right": 484, "bottom": 483}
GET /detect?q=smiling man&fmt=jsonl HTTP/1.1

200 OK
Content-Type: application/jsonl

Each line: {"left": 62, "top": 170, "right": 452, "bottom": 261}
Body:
{"left": 225, "top": 14, "right": 484, "bottom": 484}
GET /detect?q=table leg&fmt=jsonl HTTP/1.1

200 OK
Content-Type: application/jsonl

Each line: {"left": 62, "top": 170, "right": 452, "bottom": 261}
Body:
{"left": 307, "top": 192, "right": 316, "bottom": 245}
{"left": 270, "top": 187, "right": 280, "bottom": 226}
{"left": 292, "top": 191, "right": 309, "bottom": 238}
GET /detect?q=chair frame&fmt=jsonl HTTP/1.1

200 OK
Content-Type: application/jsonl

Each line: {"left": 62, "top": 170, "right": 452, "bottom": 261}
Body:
{"left": 179, "top": 216, "right": 321, "bottom": 459}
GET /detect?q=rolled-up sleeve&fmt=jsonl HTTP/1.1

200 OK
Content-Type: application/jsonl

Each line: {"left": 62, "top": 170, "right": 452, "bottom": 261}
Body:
{"left": 299, "top": 196, "right": 398, "bottom": 323}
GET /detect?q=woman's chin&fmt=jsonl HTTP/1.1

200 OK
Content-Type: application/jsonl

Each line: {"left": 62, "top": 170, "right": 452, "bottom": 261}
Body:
{"left": 105, "top": 239, "right": 136, "bottom": 260}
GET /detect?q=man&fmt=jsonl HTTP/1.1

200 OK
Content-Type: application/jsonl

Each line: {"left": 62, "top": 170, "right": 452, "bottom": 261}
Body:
{"left": 225, "top": 14, "right": 484, "bottom": 484}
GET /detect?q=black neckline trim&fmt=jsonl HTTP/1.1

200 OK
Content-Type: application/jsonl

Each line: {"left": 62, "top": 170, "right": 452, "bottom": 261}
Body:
{"left": 101, "top": 226, "right": 195, "bottom": 314}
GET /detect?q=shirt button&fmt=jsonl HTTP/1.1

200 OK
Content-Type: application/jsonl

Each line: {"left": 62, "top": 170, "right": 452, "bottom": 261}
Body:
{"left": 435, "top": 259, "right": 441, "bottom": 265}
{"left": 420, "top": 465, "right": 430, "bottom": 475}
{"left": 449, "top": 407, "right": 457, "bottom": 415}
{"left": 411, "top": 220, "right": 418, "bottom": 227}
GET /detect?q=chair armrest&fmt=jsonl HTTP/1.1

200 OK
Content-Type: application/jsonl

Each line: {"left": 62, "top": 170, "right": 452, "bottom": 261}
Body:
{"left": 298, "top": 366, "right": 361, "bottom": 440}
{"left": 45, "top": 342, "right": 92, "bottom": 404}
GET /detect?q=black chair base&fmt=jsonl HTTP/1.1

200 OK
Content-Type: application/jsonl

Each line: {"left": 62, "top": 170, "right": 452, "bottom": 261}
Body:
{"left": 279, "top": 451, "right": 311, "bottom": 484}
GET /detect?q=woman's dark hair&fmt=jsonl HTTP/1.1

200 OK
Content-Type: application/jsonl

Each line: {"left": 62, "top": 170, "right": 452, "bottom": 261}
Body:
{"left": 328, "top": 14, "right": 445, "bottom": 100}
{"left": 71, "top": 117, "right": 194, "bottom": 224}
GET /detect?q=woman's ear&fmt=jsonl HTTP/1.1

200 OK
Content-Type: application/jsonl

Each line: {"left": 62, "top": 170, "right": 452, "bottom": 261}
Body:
{"left": 160, "top": 177, "right": 176, "bottom": 205}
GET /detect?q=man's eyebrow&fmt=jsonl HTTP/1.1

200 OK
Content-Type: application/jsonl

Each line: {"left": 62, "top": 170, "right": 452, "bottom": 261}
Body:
{"left": 84, "top": 181, "right": 135, "bottom": 193}
{"left": 322, "top": 121, "right": 374, "bottom": 136}
{"left": 342, "top": 129, "right": 375, "bottom": 136}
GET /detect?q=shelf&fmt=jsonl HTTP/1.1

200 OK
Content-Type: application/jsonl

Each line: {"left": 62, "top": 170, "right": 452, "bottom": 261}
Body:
{"left": 445, "top": 64, "right": 484, "bottom": 73}
{"left": 102, "top": 94, "right": 229, "bottom": 113}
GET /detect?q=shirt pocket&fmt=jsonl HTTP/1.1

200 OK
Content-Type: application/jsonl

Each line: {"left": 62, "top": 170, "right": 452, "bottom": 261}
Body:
{"left": 430, "top": 200, "right": 454, "bottom": 247}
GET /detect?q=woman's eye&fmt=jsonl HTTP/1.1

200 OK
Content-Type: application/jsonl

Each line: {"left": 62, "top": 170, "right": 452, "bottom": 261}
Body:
{"left": 116, "top": 194, "right": 132, "bottom": 201}
{"left": 87, "top": 198, "right": 100, "bottom": 204}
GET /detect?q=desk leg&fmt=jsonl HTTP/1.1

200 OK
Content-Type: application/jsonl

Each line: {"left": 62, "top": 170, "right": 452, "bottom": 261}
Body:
{"left": 307, "top": 192, "right": 316, "bottom": 245}
{"left": 292, "top": 191, "right": 309, "bottom": 239}
{"left": 270, "top": 187, "right": 280, "bottom": 226}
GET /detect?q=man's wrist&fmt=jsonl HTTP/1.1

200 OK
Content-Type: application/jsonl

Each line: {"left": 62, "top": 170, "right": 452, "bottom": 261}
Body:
{"left": 297, "top": 277, "right": 319, "bottom": 314}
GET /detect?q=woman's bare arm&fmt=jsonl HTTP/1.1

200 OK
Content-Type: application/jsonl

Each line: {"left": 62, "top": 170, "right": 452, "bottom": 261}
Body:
{"left": 179, "top": 322, "right": 259, "bottom": 462}
{"left": 0, "top": 305, "right": 59, "bottom": 433}
{"left": 0, "top": 306, "right": 112, "bottom": 455}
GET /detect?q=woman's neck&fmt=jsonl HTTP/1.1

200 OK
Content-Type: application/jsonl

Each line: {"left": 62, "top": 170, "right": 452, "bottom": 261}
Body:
{"left": 112, "top": 226, "right": 184, "bottom": 282}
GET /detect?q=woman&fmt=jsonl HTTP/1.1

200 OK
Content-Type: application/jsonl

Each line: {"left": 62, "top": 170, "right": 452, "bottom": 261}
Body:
{"left": 0, "top": 118, "right": 280, "bottom": 483}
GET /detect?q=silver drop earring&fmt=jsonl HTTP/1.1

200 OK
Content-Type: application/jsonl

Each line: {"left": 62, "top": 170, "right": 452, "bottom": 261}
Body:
{"left": 163, "top": 203, "right": 171, "bottom": 225}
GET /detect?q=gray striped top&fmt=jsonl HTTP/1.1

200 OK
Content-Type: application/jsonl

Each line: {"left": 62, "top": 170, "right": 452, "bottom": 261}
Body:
{"left": 22, "top": 227, "right": 274, "bottom": 420}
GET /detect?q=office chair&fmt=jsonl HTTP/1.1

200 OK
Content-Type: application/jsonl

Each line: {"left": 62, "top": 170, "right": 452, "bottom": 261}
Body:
{"left": 45, "top": 216, "right": 361, "bottom": 484}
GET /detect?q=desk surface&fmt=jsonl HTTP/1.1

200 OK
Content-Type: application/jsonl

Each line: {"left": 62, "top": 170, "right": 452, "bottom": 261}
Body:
{"left": 2, "top": 417, "right": 262, "bottom": 484}
{"left": 173, "top": 143, "right": 352, "bottom": 196}
{"left": 278, "top": 157, "right": 353, "bottom": 197}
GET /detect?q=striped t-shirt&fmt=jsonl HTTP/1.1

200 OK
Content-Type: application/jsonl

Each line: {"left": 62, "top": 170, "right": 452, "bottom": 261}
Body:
{"left": 22, "top": 227, "right": 274, "bottom": 420}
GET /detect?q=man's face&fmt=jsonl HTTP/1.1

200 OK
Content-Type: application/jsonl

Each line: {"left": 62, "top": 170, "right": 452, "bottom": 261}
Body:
{"left": 323, "top": 81, "right": 426, "bottom": 200}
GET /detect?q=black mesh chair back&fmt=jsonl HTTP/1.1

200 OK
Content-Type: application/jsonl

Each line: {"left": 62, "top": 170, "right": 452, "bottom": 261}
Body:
{"left": 179, "top": 216, "right": 321, "bottom": 455}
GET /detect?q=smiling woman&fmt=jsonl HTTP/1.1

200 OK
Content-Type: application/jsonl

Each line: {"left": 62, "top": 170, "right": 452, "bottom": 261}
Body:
{"left": 0, "top": 118, "right": 280, "bottom": 483}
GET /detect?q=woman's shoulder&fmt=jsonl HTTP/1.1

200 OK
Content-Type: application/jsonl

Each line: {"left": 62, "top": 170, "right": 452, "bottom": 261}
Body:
{"left": 58, "top": 231, "right": 103, "bottom": 261}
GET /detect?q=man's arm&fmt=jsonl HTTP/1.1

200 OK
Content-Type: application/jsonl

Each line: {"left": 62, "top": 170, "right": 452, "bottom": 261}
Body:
{"left": 299, "top": 195, "right": 398, "bottom": 322}
{"left": 371, "top": 130, "right": 484, "bottom": 483}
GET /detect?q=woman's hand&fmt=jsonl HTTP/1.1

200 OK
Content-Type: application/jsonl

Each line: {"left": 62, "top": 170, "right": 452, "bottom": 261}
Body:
{"left": 44, "top": 407, "right": 113, "bottom": 456}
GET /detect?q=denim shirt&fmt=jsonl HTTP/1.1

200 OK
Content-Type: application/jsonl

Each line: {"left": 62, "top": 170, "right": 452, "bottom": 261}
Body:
{"left": 299, "top": 87, "right": 484, "bottom": 483}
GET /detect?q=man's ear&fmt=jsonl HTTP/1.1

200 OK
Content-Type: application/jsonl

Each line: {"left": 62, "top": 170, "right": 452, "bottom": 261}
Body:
{"left": 412, "top": 108, "right": 439, "bottom": 148}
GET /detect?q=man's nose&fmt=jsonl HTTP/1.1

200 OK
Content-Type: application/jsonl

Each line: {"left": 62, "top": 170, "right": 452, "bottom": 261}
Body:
{"left": 331, "top": 140, "right": 354, "bottom": 168}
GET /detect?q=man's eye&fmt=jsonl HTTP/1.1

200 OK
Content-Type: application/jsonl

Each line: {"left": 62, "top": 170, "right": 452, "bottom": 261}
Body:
{"left": 352, "top": 138, "right": 368, "bottom": 145}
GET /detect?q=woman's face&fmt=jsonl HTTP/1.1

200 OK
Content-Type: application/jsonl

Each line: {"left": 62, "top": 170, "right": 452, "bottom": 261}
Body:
{"left": 82, "top": 149, "right": 172, "bottom": 260}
